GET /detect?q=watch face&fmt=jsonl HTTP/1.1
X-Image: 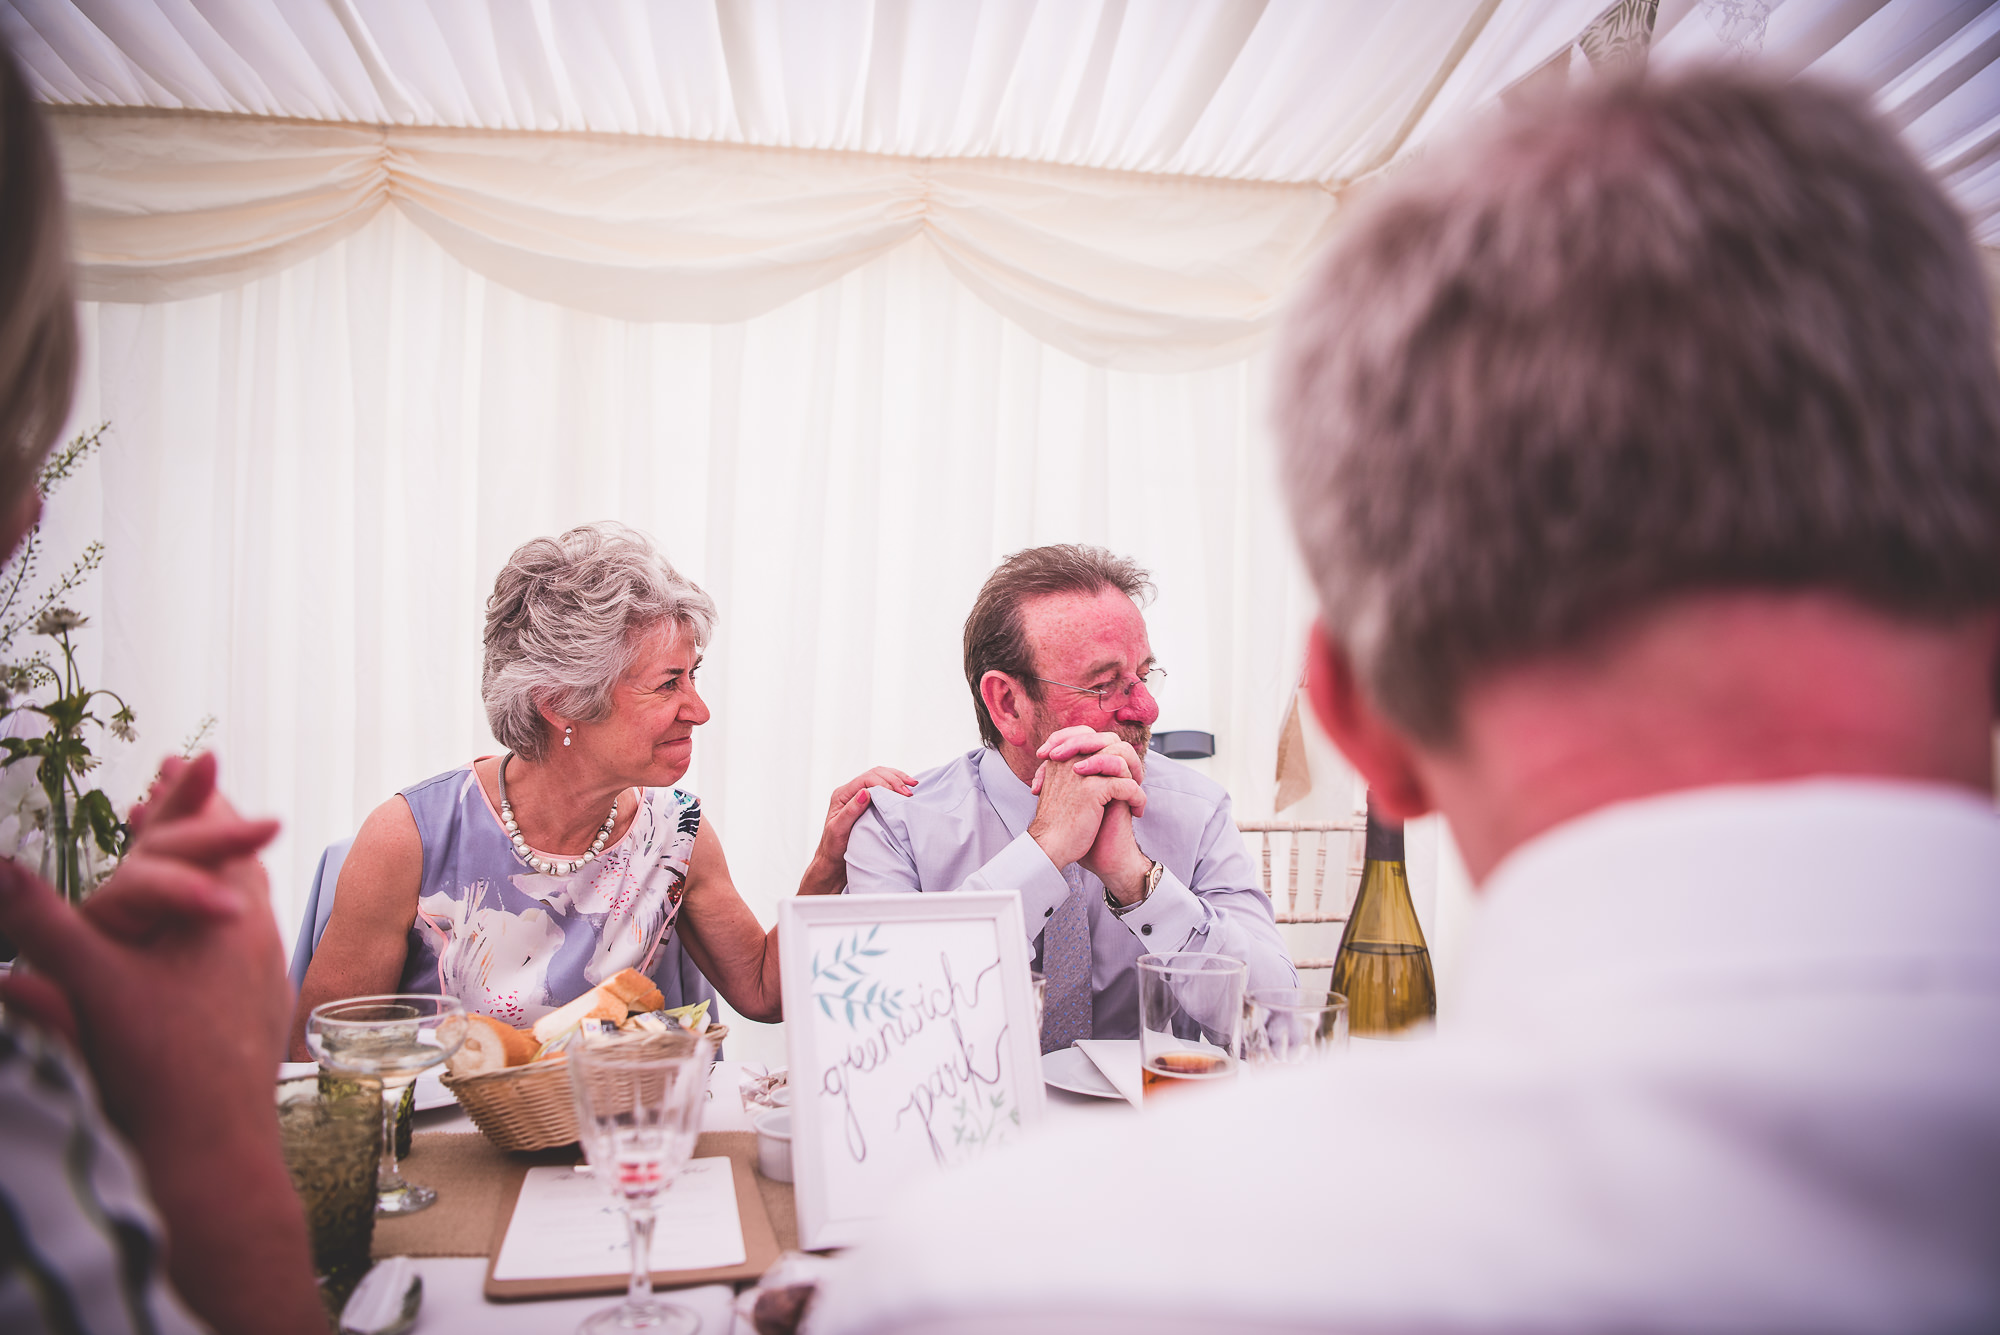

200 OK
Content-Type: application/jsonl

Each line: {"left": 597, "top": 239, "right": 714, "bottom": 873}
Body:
{"left": 1109, "top": 862, "right": 1161, "bottom": 916}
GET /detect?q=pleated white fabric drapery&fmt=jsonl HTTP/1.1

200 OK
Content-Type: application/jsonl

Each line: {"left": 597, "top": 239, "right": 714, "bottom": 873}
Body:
{"left": 51, "top": 107, "right": 1343, "bottom": 370}
{"left": 48, "top": 208, "right": 1327, "bottom": 965}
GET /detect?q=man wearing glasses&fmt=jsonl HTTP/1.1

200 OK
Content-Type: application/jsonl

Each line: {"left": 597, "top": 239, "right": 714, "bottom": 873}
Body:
{"left": 845, "top": 544, "right": 1295, "bottom": 1050}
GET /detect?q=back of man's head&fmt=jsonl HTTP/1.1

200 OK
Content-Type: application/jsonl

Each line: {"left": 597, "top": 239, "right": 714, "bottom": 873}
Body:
{"left": 1277, "top": 71, "right": 2000, "bottom": 747}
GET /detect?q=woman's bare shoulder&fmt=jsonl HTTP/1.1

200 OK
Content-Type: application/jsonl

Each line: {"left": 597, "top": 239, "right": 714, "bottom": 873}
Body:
{"left": 683, "top": 809, "right": 733, "bottom": 885}
{"left": 339, "top": 792, "right": 424, "bottom": 904}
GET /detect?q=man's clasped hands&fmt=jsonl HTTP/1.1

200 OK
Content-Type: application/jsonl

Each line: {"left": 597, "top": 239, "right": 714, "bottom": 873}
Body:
{"left": 1026, "top": 726, "right": 1155, "bottom": 908}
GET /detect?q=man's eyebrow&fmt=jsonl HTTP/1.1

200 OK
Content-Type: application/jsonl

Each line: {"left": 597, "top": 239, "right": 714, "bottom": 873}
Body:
{"left": 1080, "top": 655, "right": 1151, "bottom": 681}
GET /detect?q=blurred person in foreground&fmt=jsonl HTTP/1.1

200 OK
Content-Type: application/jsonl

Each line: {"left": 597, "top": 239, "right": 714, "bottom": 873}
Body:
{"left": 808, "top": 71, "right": 2000, "bottom": 1334}
{"left": 844, "top": 544, "right": 1294, "bottom": 1051}
{"left": 0, "top": 43, "right": 324, "bottom": 1335}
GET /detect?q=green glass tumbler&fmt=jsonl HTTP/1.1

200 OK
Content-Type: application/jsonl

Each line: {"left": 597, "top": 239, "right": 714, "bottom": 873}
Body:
{"left": 278, "top": 1075, "right": 381, "bottom": 1317}
{"left": 317, "top": 1072, "right": 415, "bottom": 1158}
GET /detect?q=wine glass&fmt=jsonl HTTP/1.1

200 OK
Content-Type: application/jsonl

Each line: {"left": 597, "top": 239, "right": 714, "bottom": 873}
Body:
{"left": 306, "top": 993, "right": 466, "bottom": 1216}
{"left": 568, "top": 1034, "right": 715, "bottom": 1335}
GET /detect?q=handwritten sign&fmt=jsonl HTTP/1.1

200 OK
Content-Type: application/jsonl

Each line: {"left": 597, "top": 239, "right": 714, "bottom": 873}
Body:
{"left": 779, "top": 892, "right": 1045, "bottom": 1248}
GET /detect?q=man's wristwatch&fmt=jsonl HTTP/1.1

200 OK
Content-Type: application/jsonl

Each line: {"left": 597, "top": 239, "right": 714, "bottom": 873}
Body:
{"left": 1106, "top": 859, "right": 1163, "bottom": 917}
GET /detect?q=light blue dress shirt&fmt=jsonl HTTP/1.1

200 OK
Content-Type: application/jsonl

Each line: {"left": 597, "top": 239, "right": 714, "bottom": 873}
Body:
{"left": 844, "top": 746, "right": 1297, "bottom": 1038}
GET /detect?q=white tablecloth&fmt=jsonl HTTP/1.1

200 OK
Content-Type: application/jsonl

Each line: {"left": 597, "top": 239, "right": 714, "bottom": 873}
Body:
{"left": 398, "top": 1056, "right": 1129, "bottom": 1332}
{"left": 408, "top": 1257, "right": 742, "bottom": 1334}
{"left": 399, "top": 1059, "right": 760, "bottom": 1334}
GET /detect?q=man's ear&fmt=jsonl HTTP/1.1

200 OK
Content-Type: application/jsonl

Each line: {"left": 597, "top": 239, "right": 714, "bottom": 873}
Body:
{"left": 979, "top": 671, "right": 1034, "bottom": 750}
{"left": 1304, "top": 621, "right": 1435, "bottom": 822}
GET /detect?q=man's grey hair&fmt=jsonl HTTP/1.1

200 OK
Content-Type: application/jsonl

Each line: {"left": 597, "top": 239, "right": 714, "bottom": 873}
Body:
{"left": 483, "top": 522, "right": 717, "bottom": 760}
{"left": 1276, "top": 71, "right": 2000, "bottom": 745}
{"left": 963, "top": 545, "right": 1153, "bottom": 749}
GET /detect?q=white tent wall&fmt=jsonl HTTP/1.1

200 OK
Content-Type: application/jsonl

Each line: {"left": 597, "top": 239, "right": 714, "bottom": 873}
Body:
{"left": 10, "top": 0, "right": 2000, "bottom": 1063}
{"left": 46, "top": 208, "right": 1327, "bottom": 1062}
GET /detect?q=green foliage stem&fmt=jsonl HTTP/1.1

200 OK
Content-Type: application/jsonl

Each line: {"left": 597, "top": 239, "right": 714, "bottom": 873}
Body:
{"left": 0, "top": 426, "right": 138, "bottom": 904}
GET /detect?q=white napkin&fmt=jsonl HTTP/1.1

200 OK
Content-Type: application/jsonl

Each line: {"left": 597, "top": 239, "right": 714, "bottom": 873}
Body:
{"left": 1074, "top": 1038, "right": 1143, "bottom": 1107}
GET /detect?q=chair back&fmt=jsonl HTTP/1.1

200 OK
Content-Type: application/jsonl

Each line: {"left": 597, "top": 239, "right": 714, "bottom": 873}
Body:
{"left": 1237, "top": 820, "right": 1365, "bottom": 970}
{"left": 287, "top": 836, "right": 353, "bottom": 991}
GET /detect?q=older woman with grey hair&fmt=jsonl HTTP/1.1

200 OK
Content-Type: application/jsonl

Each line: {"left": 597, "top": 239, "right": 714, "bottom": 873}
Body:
{"left": 292, "top": 522, "right": 912, "bottom": 1049}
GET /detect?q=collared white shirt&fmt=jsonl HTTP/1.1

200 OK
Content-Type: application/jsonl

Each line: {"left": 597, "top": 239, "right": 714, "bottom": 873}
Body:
{"left": 844, "top": 746, "right": 1297, "bottom": 1037}
{"left": 811, "top": 779, "right": 2000, "bottom": 1335}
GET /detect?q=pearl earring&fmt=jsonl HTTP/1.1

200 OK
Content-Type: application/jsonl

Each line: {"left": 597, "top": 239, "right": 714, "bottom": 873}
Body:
{"left": 563, "top": 726, "right": 573, "bottom": 747}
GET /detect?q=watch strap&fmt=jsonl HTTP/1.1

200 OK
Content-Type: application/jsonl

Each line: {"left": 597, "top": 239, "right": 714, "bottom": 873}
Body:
{"left": 1106, "top": 858, "right": 1163, "bottom": 917}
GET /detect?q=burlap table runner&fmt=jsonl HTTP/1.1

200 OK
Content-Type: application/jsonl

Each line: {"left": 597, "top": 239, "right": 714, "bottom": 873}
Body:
{"left": 373, "top": 1130, "right": 798, "bottom": 1259}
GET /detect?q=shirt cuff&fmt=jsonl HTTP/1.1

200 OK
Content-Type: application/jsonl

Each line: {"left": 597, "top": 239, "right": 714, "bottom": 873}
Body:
{"left": 964, "top": 832, "right": 1074, "bottom": 940}
{"left": 1112, "top": 865, "right": 1209, "bottom": 949}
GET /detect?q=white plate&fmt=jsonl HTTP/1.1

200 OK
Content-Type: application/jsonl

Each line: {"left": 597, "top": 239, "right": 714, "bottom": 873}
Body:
{"left": 275, "top": 1063, "right": 455, "bottom": 1112}
{"left": 412, "top": 1069, "right": 454, "bottom": 1112}
{"left": 1042, "top": 1046, "right": 1122, "bottom": 1099}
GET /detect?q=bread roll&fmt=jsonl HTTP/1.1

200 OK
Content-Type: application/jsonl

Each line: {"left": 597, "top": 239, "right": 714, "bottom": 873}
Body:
{"left": 445, "top": 1014, "right": 536, "bottom": 1077}
{"left": 602, "top": 967, "right": 665, "bottom": 1015}
{"left": 495, "top": 1018, "right": 540, "bottom": 1066}
{"left": 531, "top": 985, "right": 629, "bottom": 1045}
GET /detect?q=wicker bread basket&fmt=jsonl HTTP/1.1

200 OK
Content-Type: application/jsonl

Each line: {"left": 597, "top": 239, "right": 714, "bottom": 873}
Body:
{"left": 441, "top": 1024, "right": 729, "bottom": 1152}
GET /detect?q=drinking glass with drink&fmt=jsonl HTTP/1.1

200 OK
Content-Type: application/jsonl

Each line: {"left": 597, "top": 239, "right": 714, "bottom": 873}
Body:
{"left": 305, "top": 993, "right": 466, "bottom": 1216}
{"left": 276, "top": 1075, "right": 381, "bottom": 1316}
{"left": 1243, "top": 987, "right": 1349, "bottom": 1067}
{"left": 568, "top": 1033, "right": 715, "bottom": 1335}
{"left": 1137, "top": 952, "right": 1246, "bottom": 1098}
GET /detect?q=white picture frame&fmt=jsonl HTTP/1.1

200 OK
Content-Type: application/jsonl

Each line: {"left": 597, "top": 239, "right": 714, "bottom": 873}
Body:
{"left": 779, "top": 891, "right": 1046, "bottom": 1250}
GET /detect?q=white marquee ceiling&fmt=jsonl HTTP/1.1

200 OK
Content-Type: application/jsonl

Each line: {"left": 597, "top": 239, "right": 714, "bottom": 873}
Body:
{"left": 0, "top": 0, "right": 1598, "bottom": 179}
{"left": 2, "top": 0, "right": 1995, "bottom": 241}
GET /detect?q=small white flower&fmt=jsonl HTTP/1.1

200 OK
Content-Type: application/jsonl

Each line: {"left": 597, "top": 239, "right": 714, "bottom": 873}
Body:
{"left": 109, "top": 715, "right": 136, "bottom": 743}
{"left": 33, "top": 608, "right": 87, "bottom": 636}
{"left": 0, "top": 756, "right": 47, "bottom": 866}
{"left": 0, "top": 755, "right": 44, "bottom": 815}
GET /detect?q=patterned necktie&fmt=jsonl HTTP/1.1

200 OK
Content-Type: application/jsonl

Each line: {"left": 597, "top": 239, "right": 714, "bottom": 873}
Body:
{"left": 1040, "top": 864, "right": 1094, "bottom": 1052}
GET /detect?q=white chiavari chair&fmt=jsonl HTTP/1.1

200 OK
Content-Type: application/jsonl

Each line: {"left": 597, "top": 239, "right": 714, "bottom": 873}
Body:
{"left": 1237, "top": 819, "right": 1366, "bottom": 970}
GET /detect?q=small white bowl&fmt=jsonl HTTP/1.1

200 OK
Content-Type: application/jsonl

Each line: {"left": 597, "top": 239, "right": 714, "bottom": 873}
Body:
{"left": 753, "top": 1108, "right": 792, "bottom": 1182}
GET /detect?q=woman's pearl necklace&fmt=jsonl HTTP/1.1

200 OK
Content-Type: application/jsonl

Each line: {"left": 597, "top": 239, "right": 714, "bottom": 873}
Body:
{"left": 497, "top": 751, "right": 618, "bottom": 877}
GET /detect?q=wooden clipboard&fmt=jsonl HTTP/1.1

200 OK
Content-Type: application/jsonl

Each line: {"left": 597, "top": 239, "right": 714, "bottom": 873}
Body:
{"left": 483, "top": 1133, "right": 782, "bottom": 1300}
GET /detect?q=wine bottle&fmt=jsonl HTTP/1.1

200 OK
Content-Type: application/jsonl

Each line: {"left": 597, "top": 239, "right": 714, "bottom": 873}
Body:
{"left": 1329, "top": 796, "right": 1437, "bottom": 1036}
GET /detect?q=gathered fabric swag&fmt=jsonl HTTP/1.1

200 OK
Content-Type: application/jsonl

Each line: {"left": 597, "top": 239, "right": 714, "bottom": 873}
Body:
{"left": 51, "top": 107, "right": 1344, "bottom": 372}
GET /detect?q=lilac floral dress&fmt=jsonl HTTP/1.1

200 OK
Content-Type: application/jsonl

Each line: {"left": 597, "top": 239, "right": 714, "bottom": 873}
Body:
{"left": 395, "top": 764, "right": 709, "bottom": 1027}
